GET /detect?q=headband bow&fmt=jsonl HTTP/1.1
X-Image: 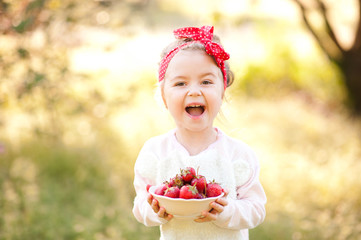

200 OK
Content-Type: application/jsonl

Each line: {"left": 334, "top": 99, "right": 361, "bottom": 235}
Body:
{"left": 158, "top": 26, "right": 230, "bottom": 90}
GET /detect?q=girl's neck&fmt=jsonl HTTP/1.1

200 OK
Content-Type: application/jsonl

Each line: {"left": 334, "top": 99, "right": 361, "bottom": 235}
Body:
{"left": 175, "top": 127, "right": 218, "bottom": 156}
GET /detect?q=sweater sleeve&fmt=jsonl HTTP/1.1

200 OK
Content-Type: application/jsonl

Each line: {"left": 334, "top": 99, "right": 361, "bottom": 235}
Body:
{"left": 213, "top": 147, "right": 267, "bottom": 230}
{"left": 132, "top": 144, "right": 168, "bottom": 227}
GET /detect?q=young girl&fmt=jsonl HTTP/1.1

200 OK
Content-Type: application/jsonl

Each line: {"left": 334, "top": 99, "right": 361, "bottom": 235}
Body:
{"left": 132, "top": 26, "right": 266, "bottom": 240}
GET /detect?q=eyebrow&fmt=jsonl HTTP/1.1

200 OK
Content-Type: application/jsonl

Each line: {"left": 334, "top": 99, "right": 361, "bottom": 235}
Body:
{"left": 169, "top": 72, "right": 218, "bottom": 80}
{"left": 167, "top": 75, "right": 188, "bottom": 82}
{"left": 199, "top": 72, "right": 218, "bottom": 78}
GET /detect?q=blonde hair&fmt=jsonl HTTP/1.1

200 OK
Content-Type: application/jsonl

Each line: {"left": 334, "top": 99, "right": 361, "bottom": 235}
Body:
{"left": 159, "top": 36, "right": 234, "bottom": 88}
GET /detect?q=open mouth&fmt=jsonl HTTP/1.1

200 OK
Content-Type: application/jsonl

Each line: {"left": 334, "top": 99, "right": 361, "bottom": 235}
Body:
{"left": 185, "top": 104, "right": 205, "bottom": 117}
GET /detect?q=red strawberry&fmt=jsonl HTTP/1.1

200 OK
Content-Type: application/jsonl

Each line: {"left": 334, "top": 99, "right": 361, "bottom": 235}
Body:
{"left": 195, "top": 192, "right": 206, "bottom": 199}
{"left": 179, "top": 184, "right": 199, "bottom": 199}
{"left": 164, "top": 186, "right": 180, "bottom": 198}
{"left": 169, "top": 174, "right": 184, "bottom": 188}
{"left": 146, "top": 184, "right": 152, "bottom": 192}
{"left": 154, "top": 184, "right": 168, "bottom": 195}
{"left": 181, "top": 167, "right": 196, "bottom": 183}
{"left": 191, "top": 175, "right": 207, "bottom": 194}
{"left": 206, "top": 181, "right": 223, "bottom": 197}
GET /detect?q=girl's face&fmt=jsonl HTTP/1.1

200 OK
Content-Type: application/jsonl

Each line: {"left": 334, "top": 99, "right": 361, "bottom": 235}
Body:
{"left": 162, "top": 49, "right": 224, "bottom": 133}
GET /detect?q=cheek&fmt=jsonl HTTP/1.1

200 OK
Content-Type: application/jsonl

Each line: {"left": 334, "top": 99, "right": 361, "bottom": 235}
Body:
{"left": 161, "top": 93, "right": 168, "bottom": 108}
{"left": 160, "top": 85, "right": 169, "bottom": 108}
{"left": 162, "top": 91, "right": 178, "bottom": 110}
{"left": 208, "top": 94, "right": 223, "bottom": 113}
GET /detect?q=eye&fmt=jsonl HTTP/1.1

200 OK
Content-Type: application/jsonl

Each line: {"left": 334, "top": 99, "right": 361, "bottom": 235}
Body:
{"left": 202, "top": 80, "right": 213, "bottom": 85}
{"left": 174, "top": 81, "right": 186, "bottom": 87}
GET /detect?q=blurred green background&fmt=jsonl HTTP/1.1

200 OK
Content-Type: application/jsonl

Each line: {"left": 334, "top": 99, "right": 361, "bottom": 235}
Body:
{"left": 1, "top": 0, "right": 361, "bottom": 239}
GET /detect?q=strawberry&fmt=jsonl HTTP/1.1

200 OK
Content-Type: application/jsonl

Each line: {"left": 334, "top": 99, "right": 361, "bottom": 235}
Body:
{"left": 181, "top": 167, "right": 196, "bottom": 183}
{"left": 169, "top": 174, "right": 184, "bottom": 188}
{"left": 179, "top": 184, "right": 199, "bottom": 199}
{"left": 191, "top": 175, "right": 207, "bottom": 194}
{"left": 154, "top": 184, "right": 168, "bottom": 195}
{"left": 206, "top": 181, "right": 223, "bottom": 197}
{"left": 195, "top": 192, "right": 206, "bottom": 199}
{"left": 164, "top": 186, "right": 180, "bottom": 198}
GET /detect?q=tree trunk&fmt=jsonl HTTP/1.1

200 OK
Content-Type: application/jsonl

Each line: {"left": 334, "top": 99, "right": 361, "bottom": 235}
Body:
{"left": 291, "top": 0, "right": 361, "bottom": 115}
{"left": 341, "top": 50, "right": 361, "bottom": 115}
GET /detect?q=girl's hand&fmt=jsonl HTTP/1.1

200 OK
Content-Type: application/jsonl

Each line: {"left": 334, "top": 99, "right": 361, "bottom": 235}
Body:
{"left": 147, "top": 194, "right": 173, "bottom": 221}
{"left": 194, "top": 190, "right": 229, "bottom": 223}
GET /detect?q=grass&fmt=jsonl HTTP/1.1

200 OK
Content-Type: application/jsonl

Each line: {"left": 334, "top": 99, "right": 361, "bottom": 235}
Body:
{"left": 231, "top": 96, "right": 361, "bottom": 240}
{"left": 1, "top": 92, "right": 361, "bottom": 240}
{"left": 1, "top": 59, "right": 361, "bottom": 239}
{"left": 0, "top": 140, "right": 159, "bottom": 240}
{"left": 1, "top": 2, "right": 359, "bottom": 238}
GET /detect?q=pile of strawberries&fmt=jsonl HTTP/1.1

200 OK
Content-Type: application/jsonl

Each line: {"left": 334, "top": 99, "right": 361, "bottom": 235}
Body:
{"left": 151, "top": 167, "right": 224, "bottom": 199}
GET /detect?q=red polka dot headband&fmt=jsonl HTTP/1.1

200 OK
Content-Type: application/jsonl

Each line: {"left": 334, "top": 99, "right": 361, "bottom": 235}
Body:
{"left": 158, "top": 26, "right": 230, "bottom": 90}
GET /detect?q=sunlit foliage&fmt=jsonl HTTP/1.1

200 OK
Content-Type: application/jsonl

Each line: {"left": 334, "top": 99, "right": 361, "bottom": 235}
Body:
{"left": 1, "top": 0, "right": 361, "bottom": 239}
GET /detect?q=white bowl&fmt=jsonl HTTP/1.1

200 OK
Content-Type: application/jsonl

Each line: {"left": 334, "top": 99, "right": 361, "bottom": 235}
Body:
{"left": 149, "top": 185, "right": 224, "bottom": 219}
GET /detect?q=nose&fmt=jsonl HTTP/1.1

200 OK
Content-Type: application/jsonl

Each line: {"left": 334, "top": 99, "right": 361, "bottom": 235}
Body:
{"left": 187, "top": 84, "right": 201, "bottom": 96}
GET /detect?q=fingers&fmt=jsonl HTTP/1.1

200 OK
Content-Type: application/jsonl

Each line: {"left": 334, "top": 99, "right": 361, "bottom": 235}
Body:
{"left": 216, "top": 196, "right": 228, "bottom": 207}
{"left": 223, "top": 189, "right": 229, "bottom": 197}
{"left": 194, "top": 210, "right": 217, "bottom": 222}
{"left": 151, "top": 198, "right": 160, "bottom": 213}
{"left": 147, "top": 194, "right": 160, "bottom": 213}
{"left": 164, "top": 213, "right": 173, "bottom": 221}
{"left": 156, "top": 205, "right": 173, "bottom": 220}
{"left": 211, "top": 201, "right": 224, "bottom": 213}
{"left": 147, "top": 194, "right": 173, "bottom": 221}
{"left": 194, "top": 198, "right": 227, "bottom": 223}
{"left": 158, "top": 207, "right": 173, "bottom": 220}
{"left": 147, "top": 194, "right": 153, "bottom": 205}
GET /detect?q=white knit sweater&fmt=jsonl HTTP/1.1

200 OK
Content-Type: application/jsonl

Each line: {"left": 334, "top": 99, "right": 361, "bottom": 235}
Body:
{"left": 132, "top": 129, "right": 266, "bottom": 240}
